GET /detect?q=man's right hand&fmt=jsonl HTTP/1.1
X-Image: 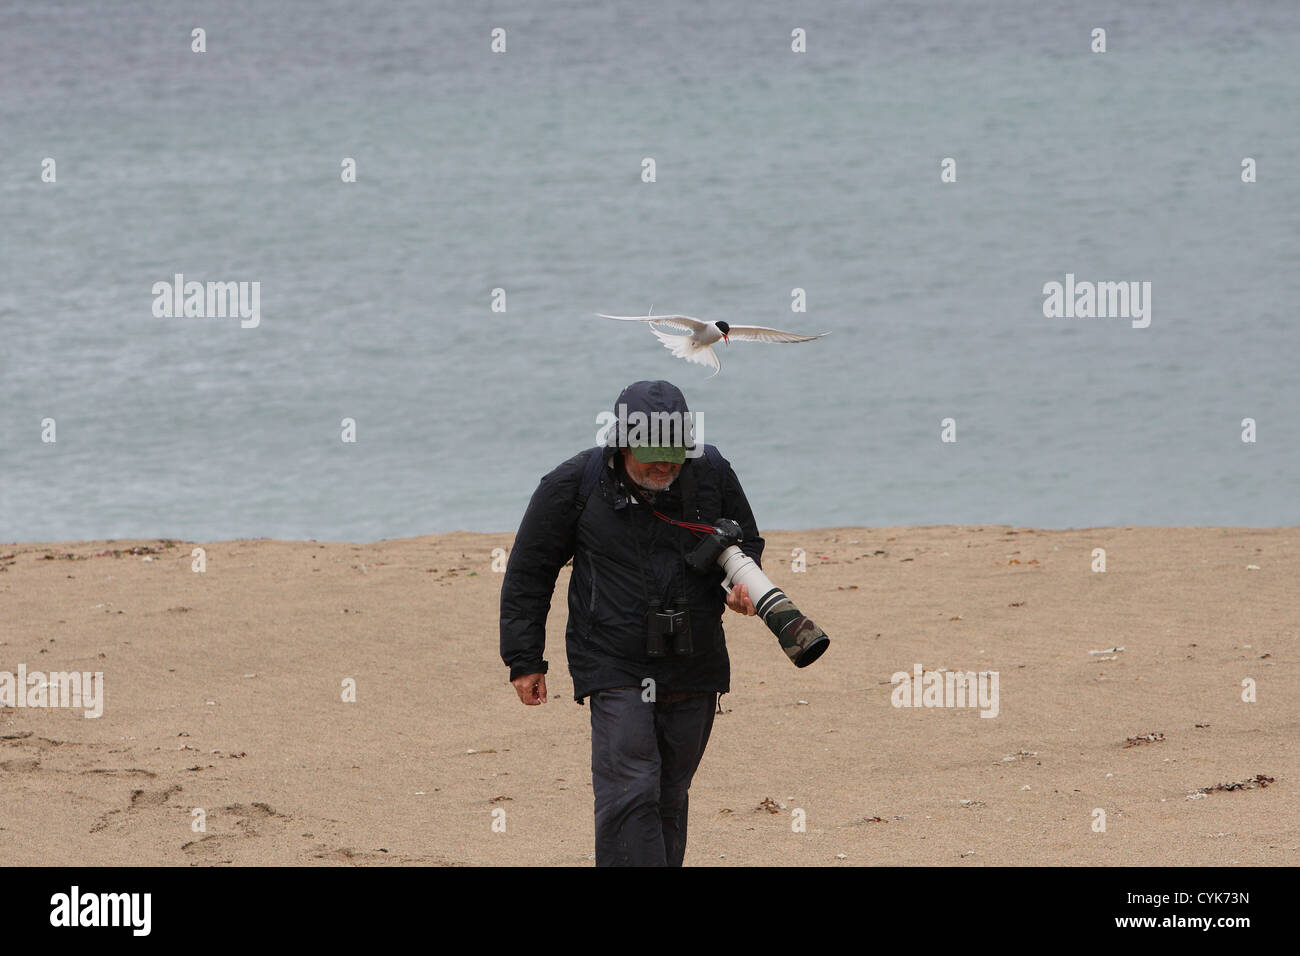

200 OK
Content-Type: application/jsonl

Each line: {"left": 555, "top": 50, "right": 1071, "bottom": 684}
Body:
{"left": 512, "top": 673, "right": 548, "bottom": 705}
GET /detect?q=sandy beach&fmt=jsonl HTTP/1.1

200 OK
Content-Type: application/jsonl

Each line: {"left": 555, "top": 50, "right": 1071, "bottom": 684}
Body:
{"left": 1, "top": 526, "right": 1294, "bottom": 866}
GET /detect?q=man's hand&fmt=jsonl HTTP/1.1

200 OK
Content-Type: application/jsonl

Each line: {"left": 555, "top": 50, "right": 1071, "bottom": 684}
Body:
{"left": 725, "top": 582, "right": 757, "bottom": 616}
{"left": 512, "top": 672, "right": 548, "bottom": 705}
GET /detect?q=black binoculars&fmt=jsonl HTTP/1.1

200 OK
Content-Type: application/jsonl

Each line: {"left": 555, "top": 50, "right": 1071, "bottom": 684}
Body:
{"left": 646, "top": 599, "right": 693, "bottom": 657}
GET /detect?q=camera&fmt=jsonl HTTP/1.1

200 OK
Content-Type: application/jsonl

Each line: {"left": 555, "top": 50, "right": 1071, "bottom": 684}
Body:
{"left": 686, "top": 517, "right": 831, "bottom": 668}
{"left": 685, "top": 518, "right": 743, "bottom": 572}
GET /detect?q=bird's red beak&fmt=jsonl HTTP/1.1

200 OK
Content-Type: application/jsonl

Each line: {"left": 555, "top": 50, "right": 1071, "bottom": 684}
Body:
{"left": 723, "top": 333, "right": 729, "bottom": 345}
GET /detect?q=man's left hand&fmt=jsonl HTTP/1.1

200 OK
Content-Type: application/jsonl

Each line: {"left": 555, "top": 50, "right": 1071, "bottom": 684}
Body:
{"left": 725, "top": 582, "right": 757, "bottom": 616}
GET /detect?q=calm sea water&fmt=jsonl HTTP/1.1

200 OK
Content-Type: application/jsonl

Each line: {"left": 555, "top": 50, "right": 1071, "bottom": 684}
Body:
{"left": 2, "top": 0, "right": 1297, "bottom": 542}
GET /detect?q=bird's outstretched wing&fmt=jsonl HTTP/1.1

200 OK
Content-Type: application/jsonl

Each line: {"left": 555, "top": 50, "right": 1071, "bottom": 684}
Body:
{"left": 597, "top": 313, "right": 708, "bottom": 335}
{"left": 647, "top": 317, "right": 702, "bottom": 337}
{"left": 725, "top": 326, "right": 829, "bottom": 344}
{"left": 650, "top": 325, "right": 721, "bottom": 376}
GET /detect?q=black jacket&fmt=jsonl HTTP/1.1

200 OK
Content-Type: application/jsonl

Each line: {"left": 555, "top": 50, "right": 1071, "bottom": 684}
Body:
{"left": 499, "top": 400, "right": 763, "bottom": 702}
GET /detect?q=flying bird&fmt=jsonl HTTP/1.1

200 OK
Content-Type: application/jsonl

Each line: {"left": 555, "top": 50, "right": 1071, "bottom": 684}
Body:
{"left": 596, "top": 313, "right": 829, "bottom": 375}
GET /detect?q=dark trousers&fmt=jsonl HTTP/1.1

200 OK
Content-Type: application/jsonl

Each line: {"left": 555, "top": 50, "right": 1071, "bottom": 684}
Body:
{"left": 589, "top": 686, "right": 717, "bottom": 867}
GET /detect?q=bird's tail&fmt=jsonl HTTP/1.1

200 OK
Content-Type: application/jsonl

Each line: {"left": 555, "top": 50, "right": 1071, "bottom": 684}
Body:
{"left": 648, "top": 322, "right": 696, "bottom": 356}
{"left": 650, "top": 323, "right": 720, "bottom": 376}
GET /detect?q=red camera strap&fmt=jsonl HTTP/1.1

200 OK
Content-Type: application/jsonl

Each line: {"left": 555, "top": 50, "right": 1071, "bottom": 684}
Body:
{"left": 623, "top": 481, "right": 716, "bottom": 537}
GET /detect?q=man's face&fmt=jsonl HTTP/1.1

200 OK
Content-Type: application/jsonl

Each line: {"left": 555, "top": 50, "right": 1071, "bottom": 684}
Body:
{"left": 622, "top": 447, "right": 682, "bottom": 492}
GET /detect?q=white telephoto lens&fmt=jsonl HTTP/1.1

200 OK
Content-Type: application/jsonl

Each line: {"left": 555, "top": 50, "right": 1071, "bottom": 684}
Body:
{"left": 716, "top": 545, "right": 829, "bottom": 667}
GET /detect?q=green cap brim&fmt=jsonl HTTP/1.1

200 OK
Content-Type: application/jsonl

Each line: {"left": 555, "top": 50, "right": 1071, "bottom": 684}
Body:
{"left": 630, "top": 445, "right": 686, "bottom": 465}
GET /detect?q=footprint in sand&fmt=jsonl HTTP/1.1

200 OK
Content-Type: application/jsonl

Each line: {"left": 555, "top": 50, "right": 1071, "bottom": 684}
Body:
{"left": 0, "top": 757, "right": 41, "bottom": 772}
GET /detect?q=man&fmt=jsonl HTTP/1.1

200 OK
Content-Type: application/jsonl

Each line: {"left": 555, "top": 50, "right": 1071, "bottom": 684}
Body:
{"left": 499, "top": 379, "right": 764, "bottom": 866}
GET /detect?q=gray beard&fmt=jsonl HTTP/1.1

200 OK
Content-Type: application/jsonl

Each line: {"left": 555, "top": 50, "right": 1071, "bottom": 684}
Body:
{"left": 618, "top": 456, "right": 672, "bottom": 501}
